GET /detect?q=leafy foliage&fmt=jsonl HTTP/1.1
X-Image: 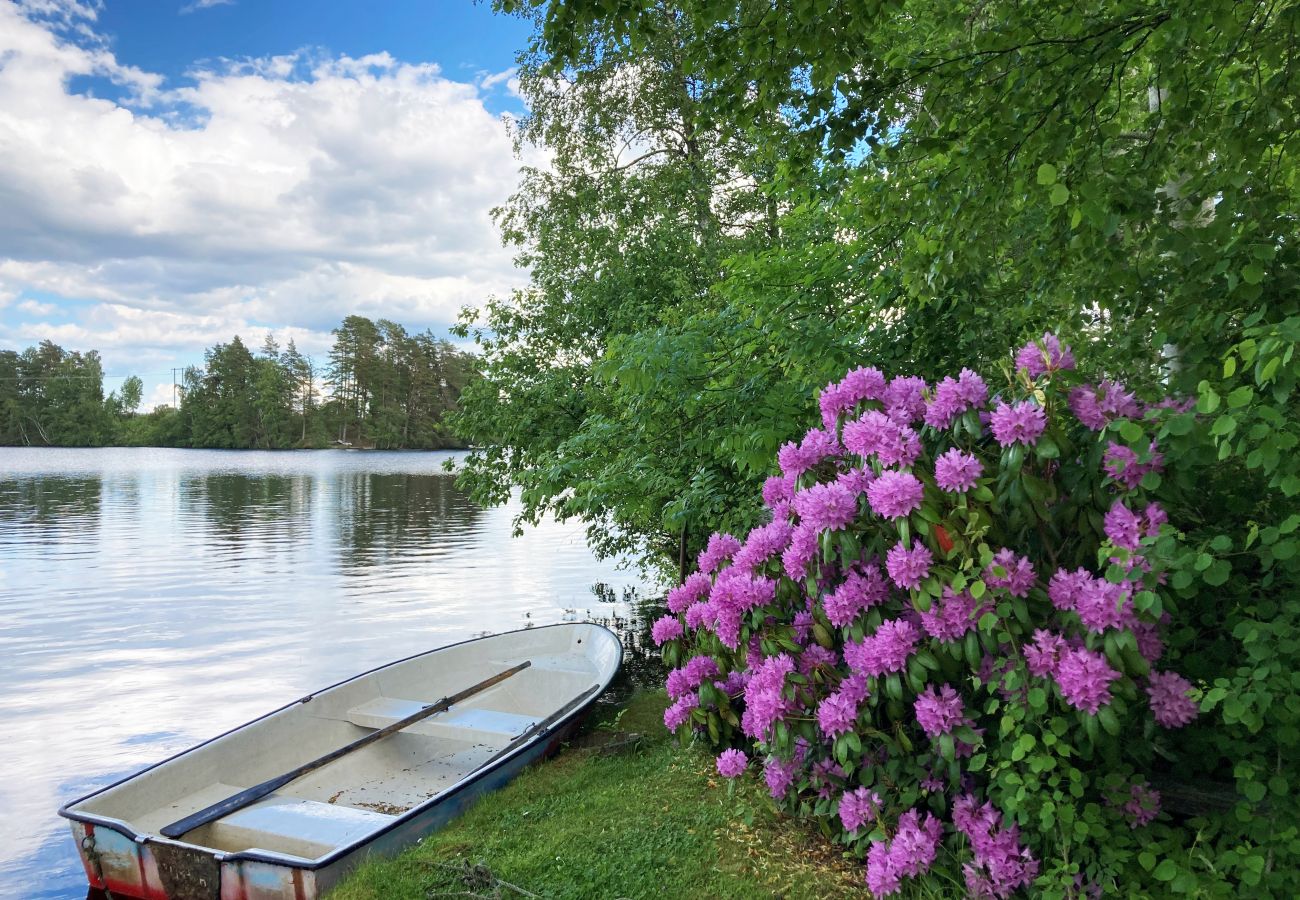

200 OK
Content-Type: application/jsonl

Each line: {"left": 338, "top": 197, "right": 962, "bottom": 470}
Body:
{"left": 471, "top": 0, "right": 1300, "bottom": 564}
{"left": 657, "top": 339, "right": 1297, "bottom": 895}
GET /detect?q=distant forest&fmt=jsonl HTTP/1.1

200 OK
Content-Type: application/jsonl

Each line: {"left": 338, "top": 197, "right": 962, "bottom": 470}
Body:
{"left": 0, "top": 315, "right": 478, "bottom": 450}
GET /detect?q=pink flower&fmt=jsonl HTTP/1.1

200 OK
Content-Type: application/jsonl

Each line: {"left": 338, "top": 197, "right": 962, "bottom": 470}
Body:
{"left": 984, "top": 548, "right": 1036, "bottom": 597}
{"left": 817, "top": 690, "right": 859, "bottom": 738}
{"left": 823, "top": 564, "right": 890, "bottom": 627}
{"left": 867, "top": 469, "right": 924, "bottom": 519}
{"left": 1054, "top": 647, "right": 1120, "bottom": 714}
{"left": 1147, "top": 671, "right": 1198, "bottom": 728}
{"left": 741, "top": 654, "right": 796, "bottom": 741}
{"left": 839, "top": 786, "right": 882, "bottom": 832}
{"left": 919, "top": 586, "right": 980, "bottom": 642}
{"left": 934, "top": 447, "right": 983, "bottom": 492}
{"left": 914, "top": 684, "right": 967, "bottom": 738}
{"left": 1015, "top": 332, "right": 1076, "bottom": 378}
{"left": 822, "top": 366, "right": 887, "bottom": 425}
{"left": 731, "top": 519, "right": 794, "bottom": 572}
{"left": 663, "top": 693, "right": 698, "bottom": 731}
{"left": 781, "top": 523, "right": 819, "bottom": 581}
{"left": 990, "top": 400, "right": 1047, "bottom": 447}
{"left": 1048, "top": 567, "right": 1091, "bottom": 611}
{"left": 697, "top": 532, "right": 740, "bottom": 574}
{"left": 792, "top": 481, "right": 859, "bottom": 532}
{"left": 845, "top": 619, "right": 920, "bottom": 676}
{"left": 1024, "top": 630, "right": 1068, "bottom": 677}
{"left": 884, "top": 375, "right": 928, "bottom": 423}
{"left": 716, "top": 748, "right": 748, "bottom": 778}
{"left": 1104, "top": 500, "right": 1143, "bottom": 550}
{"left": 764, "top": 756, "right": 797, "bottom": 799}
{"left": 886, "top": 539, "right": 933, "bottom": 589}
{"left": 889, "top": 809, "right": 944, "bottom": 878}
{"left": 866, "top": 841, "right": 901, "bottom": 896}
{"left": 762, "top": 473, "right": 794, "bottom": 508}
{"left": 666, "top": 572, "right": 710, "bottom": 613}
{"left": 651, "top": 614, "right": 683, "bottom": 645}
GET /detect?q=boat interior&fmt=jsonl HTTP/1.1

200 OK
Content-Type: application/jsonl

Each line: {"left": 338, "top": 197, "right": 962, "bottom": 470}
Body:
{"left": 68, "top": 625, "right": 619, "bottom": 862}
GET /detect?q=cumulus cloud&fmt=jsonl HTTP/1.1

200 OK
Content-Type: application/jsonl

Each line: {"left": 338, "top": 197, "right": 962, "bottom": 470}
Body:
{"left": 0, "top": 0, "right": 529, "bottom": 370}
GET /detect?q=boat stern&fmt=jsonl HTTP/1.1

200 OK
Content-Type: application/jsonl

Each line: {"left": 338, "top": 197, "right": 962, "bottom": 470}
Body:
{"left": 68, "top": 819, "right": 320, "bottom": 900}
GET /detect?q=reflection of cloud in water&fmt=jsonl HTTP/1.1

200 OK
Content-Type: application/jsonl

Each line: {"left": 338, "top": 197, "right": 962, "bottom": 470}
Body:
{"left": 0, "top": 447, "right": 647, "bottom": 898}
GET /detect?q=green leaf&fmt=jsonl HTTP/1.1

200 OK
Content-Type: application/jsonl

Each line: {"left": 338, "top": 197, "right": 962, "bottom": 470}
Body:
{"left": 1036, "top": 163, "right": 1058, "bottom": 185}
{"left": 1153, "top": 860, "right": 1178, "bottom": 882}
{"left": 1049, "top": 183, "right": 1069, "bottom": 206}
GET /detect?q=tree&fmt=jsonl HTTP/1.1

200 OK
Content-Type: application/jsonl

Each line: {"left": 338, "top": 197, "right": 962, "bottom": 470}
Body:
{"left": 119, "top": 376, "right": 143, "bottom": 417}
{"left": 452, "top": 5, "right": 783, "bottom": 562}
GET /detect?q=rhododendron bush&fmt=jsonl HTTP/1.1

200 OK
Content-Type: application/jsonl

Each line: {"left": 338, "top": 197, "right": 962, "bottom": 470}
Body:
{"left": 653, "top": 335, "right": 1206, "bottom": 897}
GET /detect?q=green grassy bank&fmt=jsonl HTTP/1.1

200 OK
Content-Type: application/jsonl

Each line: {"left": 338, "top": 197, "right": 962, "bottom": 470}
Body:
{"left": 330, "top": 691, "right": 866, "bottom": 899}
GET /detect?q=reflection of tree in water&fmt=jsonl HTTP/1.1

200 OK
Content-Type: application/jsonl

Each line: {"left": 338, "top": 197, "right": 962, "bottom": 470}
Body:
{"left": 335, "top": 473, "right": 481, "bottom": 568}
{"left": 0, "top": 477, "right": 102, "bottom": 543}
{"left": 585, "top": 583, "right": 668, "bottom": 710}
{"left": 182, "top": 473, "right": 310, "bottom": 546}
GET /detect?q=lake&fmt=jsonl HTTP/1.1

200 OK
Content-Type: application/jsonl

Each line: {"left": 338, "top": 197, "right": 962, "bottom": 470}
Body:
{"left": 0, "top": 447, "right": 649, "bottom": 898}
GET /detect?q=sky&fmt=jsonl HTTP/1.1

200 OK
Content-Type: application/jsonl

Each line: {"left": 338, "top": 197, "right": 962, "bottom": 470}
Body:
{"left": 0, "top": 0, "right": 536, "bottom": 409}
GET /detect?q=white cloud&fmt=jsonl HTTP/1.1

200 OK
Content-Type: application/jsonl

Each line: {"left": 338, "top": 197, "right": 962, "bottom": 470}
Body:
{"left": 15, "top": 298, "right": 55, "bottom": 315}
{"left": 479, "top": 67, "right": 516, "bottom": 90}
{"left": 0, "top": 0, "right": 530, "bottom": 364}
{"left": 144, "top": 381, "right": 177, "bottom": 410}
{"left": 179, "top": 0, "right": 234, "bottom": 15}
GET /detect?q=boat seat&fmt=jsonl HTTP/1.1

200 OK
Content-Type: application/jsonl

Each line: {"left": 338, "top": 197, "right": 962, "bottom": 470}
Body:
{"left": 197, "top": 796, "right": 393, "bottom": 860}
{"left": 345, "top": 697, "right": 539, "bottom": 744}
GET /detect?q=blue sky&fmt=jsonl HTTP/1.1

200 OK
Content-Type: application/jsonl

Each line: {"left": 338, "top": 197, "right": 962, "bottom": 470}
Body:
{"left": 0, "top": 0, "right": 535, "bottom": 409}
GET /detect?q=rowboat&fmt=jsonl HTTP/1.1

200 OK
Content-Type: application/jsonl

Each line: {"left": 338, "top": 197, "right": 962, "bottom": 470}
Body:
{"left": 60, "top": 623, "right": 622, "bottom": 900}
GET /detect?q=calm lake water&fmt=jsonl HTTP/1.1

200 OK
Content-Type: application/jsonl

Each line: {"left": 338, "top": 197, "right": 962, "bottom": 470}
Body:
{"left": 0, "top": 447, "right": 649, "bottom": 899}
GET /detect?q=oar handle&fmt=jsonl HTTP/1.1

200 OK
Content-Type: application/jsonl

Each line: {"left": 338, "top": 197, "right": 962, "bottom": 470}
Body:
{"left": 160, "top": 660, "right": 531, "bottom": 839}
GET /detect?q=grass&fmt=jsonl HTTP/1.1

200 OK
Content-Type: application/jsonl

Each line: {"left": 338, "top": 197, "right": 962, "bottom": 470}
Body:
{"left": 329, "top": 691, "right": 867, "bottom": 899}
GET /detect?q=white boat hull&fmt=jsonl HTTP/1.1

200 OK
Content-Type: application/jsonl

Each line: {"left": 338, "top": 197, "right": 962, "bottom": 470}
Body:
{"left": 60, "top": 623, "right": 622, "bottom": 899}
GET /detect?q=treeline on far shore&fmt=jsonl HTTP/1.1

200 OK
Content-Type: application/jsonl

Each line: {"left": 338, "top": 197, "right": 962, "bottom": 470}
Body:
{"left": 0, "top": 315, "right": 478, "bottom": 450}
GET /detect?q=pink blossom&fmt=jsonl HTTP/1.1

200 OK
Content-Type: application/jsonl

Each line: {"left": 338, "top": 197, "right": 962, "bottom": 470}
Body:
{"left": 989, "top": 400, "right": 1047, "bottom": 447}
{"left": 1147, "top": 671, "right": 1198, "bottom": 728}
{"left": 666, "top": 572, "right": 710, "bottom": 613}
{"left": 838, "top": 786, "right": 882, "bottom": 832}
{"left": 792, "top": 481, "right": 859, "bottom": 532}
{"left": 697, "top": 532, "right": 741, "bottom": 574}
{"left": 817, "top": 690, "right": 859, "bottom": 738}
{"left": 919, "top": 586, "right": 980, "bottom": 642}
{"left": 651, "top": 614, "right": 683, "bottom": 645}
{"left": 886, "top": 539, "right": 933, "bottom": 589}
{"left": 845, "top": 619, "right": 920, "bottom": 676}
{"left": 1104, "top": 500, "right": 1143, "bottom": 550}
{"left": 934, "top": 447, "right": 983, "bottom": 492}
{"left": 984, "top": 548, "right": 1036, "bottom": 597}
{"left": 1015, "top": 332, "right": 1076, "bottom": 378}
{"left": 823, "top": 564, "right": 890, "bottom": 627}
{"left": 867, "top": 469, "right": 925, "bottom": 519}
{"left": 1054, "top": 647, "right": 1120, "bottom": 714}
{"left": 716, "top": 748, "right": 748, "bottom": 778}
{"left": 914, "top": 684, "right": 968, "bottom": 738}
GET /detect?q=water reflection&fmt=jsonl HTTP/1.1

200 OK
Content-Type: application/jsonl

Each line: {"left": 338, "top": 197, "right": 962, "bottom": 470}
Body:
{"left": 0, "top": 448, "right": 655, "bottom": 899}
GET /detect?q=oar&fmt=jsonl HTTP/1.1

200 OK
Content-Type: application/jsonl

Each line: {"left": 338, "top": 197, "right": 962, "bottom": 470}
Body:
{"left": 160, "top": 660, "right": 532, "bottom": 839}
{"left": 475, "top": 683, "right": 601, "bottom": 772}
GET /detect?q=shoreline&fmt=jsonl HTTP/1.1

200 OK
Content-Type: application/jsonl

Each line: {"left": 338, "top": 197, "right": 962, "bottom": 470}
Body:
{"left": 329, "top": 691, "right": 868, "bottom": 899}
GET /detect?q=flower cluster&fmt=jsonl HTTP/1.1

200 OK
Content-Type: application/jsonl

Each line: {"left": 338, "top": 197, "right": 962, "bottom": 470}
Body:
{"left": 955, "top": 795, "right": 1040, "bottom": 898}
{"left": 653, "top": 336, "right": 1200, "bottom": 895}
